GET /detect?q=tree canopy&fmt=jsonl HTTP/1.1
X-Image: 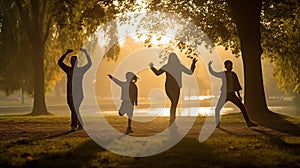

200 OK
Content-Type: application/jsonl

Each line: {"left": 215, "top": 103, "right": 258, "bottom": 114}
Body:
{"left": 0, "top": 0, "right": 298, "bottom": 115}
{"left": 147, "top": 0, "right": 299, "bottom": 95}
{"left": 261, "top": 0, "right": 300, "bottom": 94}
{"left": 0, "top": 0, "right": 125, "bottom": 114}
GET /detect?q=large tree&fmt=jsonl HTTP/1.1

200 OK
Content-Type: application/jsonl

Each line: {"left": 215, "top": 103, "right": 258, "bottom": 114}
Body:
{"left": 147, "top": 0, "right": 299, "bottom": 119}
{"left": 0, "top": 0, "right": 118, "bottom": 115}
{"left": 227, "top": 0, "right": 271, "bottom": 118}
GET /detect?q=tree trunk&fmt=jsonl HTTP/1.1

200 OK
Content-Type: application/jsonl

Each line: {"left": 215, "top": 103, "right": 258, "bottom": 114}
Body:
{"left": 29, "top": 0, "right": 50, "bottom": 115}
{"left": 227, "top": 0, "right": 271, "bottom": 119}
{"left": 30, "top": 41, "right": 50, "bottom": 115}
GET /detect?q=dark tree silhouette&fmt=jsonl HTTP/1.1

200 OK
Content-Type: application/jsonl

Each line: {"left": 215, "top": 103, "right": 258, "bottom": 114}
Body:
{"left": 226, "top": 0, "right": 269, "bottom": 118}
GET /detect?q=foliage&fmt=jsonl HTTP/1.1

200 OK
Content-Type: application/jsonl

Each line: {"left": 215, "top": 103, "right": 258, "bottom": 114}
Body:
{"left": 0, "top": 0, "right": 122, "bottom": 96}
{"left": 0, "top": 1, "right": 33, "bottom": 95}
{"left": 147, "top": 0, "right": 240, "bottom": 56}
{"left": 261, "top": 0, "right": 300, "bottom": 94}
{"left": 146, "top": 0, "right": 299, "bottom": 95}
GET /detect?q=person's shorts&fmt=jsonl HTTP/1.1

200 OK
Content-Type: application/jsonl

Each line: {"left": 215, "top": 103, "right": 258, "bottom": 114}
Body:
{"left": 119, "top": 100, "right": 133, "bottom": 119}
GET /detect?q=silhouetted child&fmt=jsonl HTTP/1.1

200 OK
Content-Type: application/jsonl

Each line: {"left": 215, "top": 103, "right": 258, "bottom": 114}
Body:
{"left": 108, "top": 72, "right": 138, "bottom": 134}
{"left": 208, "top": 60, "right": 257, "bottom": 127}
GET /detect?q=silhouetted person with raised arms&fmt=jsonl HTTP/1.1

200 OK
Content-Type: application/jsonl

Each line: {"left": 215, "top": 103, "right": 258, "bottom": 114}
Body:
{"left": 108, "top": 72, "right": 138, "bottom": 134}
{"left": 58, "top": 48, "right": 92, "bottom": 131}
{"left": 149, "top": 52, "right": 197, "bottom": 126}
{"left": 208, "top": 60, "right": 257, "bottom": 128}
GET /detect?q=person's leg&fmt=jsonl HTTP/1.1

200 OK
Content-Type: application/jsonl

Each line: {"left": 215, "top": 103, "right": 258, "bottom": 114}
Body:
{"left": 166, "top": 87, "right": 180, "bottom": 126}
{"left": 215, "top": 92, "right": 226, "bottom": 127}
{"left": 125, "top": 101, "right": 134, "bottom": 134}
{"left": 126, "top": 117, "right": 133, "bottom": 134}
{"left": 227, "top": 93, "right": 257, "bottom": 127}
{"left": 74, "top": 96, "right": 83, "bottom": 129}
{"left": 128, "top": 118, "right": 132, "bottom": 128}
{"left": 67, "top": 96, "right": 77, "bottom": 131}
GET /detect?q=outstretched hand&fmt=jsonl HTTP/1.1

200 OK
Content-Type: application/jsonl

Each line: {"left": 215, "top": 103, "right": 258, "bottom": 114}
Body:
{"left": 192, "top": 58, "right": 198, "bottom": 64}
{"left": 237, "top": 91, "right": 242, "bottom": 101}
{"left": 238, "top": 95, "right": 242, "bottom": 101}
{"left": 108, "top": 74, "right": 113, "bottom": 79}
{"left": 148, "top": 62, "right": 154, "bottom": 67}
{"left": 66, "top": 49, "right": 73, "bottom": 54}
{"left": 80, "top": 48, "right": 88, "bottom": 54}
{"left": 208, "top": 60, "right": 213, "bottom": 66}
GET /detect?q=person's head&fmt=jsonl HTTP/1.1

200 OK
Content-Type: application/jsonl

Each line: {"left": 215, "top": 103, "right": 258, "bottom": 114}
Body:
{"left": 224, "top": 60, "right": 233, "bottom": 71}
{"left": 70, "top": 56, "right": 78, "bottom": 67}
{"left": 126, "top": 72, "right": 138, "bottom": 83}
{"left": 167, "top": 53, "right": 181, "bottom": 65}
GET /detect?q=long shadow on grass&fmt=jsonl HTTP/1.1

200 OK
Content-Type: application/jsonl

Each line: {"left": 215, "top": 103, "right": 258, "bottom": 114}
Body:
{"left": 252, "top": 128, "right": 300, "bottom": 153}
{"left": 217, "top": 127, "right": 237, "bottom": 136}
{"left": 5, "top": 131, "right": 73, "bottom": 148}
{"left": 253, "top": 112, "right": 300, "bottom": 137}
{"left": 136, "top": 137, "right": 256, "bottom": 167}
{"left": 23, "top": 139, "right": 109, "bottom": 168}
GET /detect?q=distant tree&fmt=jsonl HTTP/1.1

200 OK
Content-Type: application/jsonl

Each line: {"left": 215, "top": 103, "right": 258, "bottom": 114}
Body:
{"left": 261, "top": 0, "right": 300, "bottom": 95}
{"left": 262, "top": 58, "right": 283, "bottom": 98}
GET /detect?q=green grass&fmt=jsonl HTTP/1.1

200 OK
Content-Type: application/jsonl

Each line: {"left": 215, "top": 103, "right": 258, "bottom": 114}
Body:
{"left": 1, "top": 114, "right": 300, "bottom": 167}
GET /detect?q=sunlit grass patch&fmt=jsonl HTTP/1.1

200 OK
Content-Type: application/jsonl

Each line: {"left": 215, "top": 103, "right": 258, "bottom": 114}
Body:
{"left": 1, "top": 114, "right": 300, "bottom": 167}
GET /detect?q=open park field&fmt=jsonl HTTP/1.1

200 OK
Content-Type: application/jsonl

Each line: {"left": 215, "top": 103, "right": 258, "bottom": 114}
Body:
{"left": 1, "top": 112, "right": 300, "bottom": 168}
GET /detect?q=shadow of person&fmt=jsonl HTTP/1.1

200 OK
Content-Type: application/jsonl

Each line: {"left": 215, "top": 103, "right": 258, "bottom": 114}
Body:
{"left": 252, "top": 126, "right": 300, "bottom": 151}
{"left": 22, "top": 139, "right": 109, "bottom": 168}
{"left": 253, "top": 111, "right": 300, "bottom": 137}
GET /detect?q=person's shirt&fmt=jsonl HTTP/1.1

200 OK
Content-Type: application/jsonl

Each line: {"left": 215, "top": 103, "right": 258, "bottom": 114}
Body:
{"left": 208, "top": 66, "right": 242, "bottom": 93}
{"left": 226, "top": 72, "right": 235, "bottom": 93}
{"left": 150, "top": 63, "right": 193, "bottom": 88}
{"left": 111, "top": 77, "right": 131, "bottom": 101}
{"left": 226, "top": 71, "right": 242, "bottom": 92}
{"left": 58, "top": 57, "right": 91, "bottom": 97}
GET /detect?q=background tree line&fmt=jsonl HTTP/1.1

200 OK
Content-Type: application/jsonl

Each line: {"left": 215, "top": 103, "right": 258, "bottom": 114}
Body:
{"left": 0, "top": 0, "right": 298, "bottom": 118}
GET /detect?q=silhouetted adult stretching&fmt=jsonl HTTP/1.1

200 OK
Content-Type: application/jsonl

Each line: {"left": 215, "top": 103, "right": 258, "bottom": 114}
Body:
{"left": 58, "top": 48, "right": 92, "bottom": 131}
{"left": 208, "top": 60, "right": 257, "bottom": 127}
{"left": 149, "top": 53, "right": 197, "bottom": 126}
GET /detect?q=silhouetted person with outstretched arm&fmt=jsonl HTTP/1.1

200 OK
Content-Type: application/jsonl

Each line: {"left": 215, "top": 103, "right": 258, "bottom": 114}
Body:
{"left": 149, "top": 53, "right": 197, "bottom": 126}
{"left": 58, "top": 48, "right": 92, "bottom": 131}
{"left": 208, "top": 60, "right": 257, "bottom": 128}
{"left": 108, "top": 72, "right": 138, "bottom": 134}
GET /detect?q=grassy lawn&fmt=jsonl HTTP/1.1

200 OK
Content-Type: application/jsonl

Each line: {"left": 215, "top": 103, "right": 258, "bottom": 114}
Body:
{"left": 0, "top": 114, "right": 300, "bottom": 167}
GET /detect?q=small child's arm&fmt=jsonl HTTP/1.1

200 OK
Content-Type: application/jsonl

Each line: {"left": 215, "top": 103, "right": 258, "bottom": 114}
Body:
{"left": 108, "top": 74, "right": 122, "bottom": 86}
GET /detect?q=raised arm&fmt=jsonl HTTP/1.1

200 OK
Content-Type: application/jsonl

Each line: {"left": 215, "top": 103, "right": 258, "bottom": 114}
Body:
{"left": 182, "top": 58, "right": 197, "bottom": 75}
{"left": 58, "top": 49, "right": 73, "bottom": 71}
{"left": 80, "top": 48, "right": 92, "bottom": 71}
{"left": 149, "top": 62, "right": 164, "bottom": 76}
{"left": 108, "top": 74, "right": 123, "bottom": 86}
{"left": 208, "top": 61, "right": 223, "bottom": 78}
